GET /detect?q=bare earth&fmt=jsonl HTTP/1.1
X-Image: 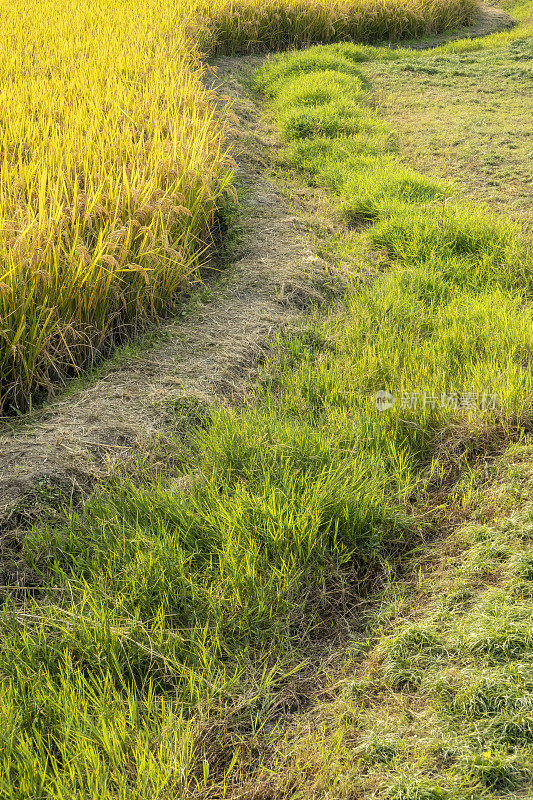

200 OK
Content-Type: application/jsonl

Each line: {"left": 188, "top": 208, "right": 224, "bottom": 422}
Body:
{"left": 0, "top": 5, "right": 516, "bottom": 519}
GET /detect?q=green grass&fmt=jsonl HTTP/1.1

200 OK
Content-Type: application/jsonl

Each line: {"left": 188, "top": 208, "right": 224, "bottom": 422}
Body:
{"left": 254, "top": 42, "right": 532, "bottom": 429}
{"left": 0, "top": 27, "right": 532, "bottom": 799}
{"left": 248, "top": 454, "right": 533, "bottom": 798}
{"left": 363, "top": 39, "right": 533, "bottom": 227}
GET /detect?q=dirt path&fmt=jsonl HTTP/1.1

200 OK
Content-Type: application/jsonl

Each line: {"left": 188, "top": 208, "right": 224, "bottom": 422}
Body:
{"left": 0, "top": 59, "right": 334, "bottom": 517}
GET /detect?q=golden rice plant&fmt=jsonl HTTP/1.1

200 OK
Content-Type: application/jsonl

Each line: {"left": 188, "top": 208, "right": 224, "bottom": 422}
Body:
{"left": 0, "top": 0, "right": 233, "bottom": 411}
{"left": 0, "top": 0, "right": 478, "bottom": 411}
{"left": 204, "top": 0, "right": 478, "bottom": 53}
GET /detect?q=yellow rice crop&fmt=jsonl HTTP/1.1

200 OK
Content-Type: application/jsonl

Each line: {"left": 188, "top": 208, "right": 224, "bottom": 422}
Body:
{"left": 205, "top": 0, "right": 477, "bottom": 53}
{"left": 0, "top": 0, "right": 477, "bottom": 411}
{"left": 0, "top": 0, "right": 233, "bottom": 411}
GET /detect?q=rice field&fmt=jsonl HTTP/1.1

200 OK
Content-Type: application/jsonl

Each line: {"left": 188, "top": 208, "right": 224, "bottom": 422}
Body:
{"left": 0, "top": 0, "right": 477, "bottom": 412}
{"left": 0, "top": 0, "right": 532, "bottom": 795}
{"left": 0, "top": 0, "right": 232, "bottom": 412}
{"left": 205, "top": 0, "right": 478, "bottom": 53}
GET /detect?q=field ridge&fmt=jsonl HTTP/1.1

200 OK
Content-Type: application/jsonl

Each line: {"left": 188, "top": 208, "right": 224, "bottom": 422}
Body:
{"left": 0, "top": 5, "right": 531, "bottom": 798}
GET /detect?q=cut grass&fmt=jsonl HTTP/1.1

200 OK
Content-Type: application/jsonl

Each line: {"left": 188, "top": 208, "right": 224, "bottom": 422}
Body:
{"left": 364, "top": 38, "right": 533, "bottom": 227}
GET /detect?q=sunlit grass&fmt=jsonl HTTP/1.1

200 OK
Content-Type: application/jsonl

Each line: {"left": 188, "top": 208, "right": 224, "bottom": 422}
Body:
{"left": 0, "top": 34, "right": 531, "bottom": 794}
